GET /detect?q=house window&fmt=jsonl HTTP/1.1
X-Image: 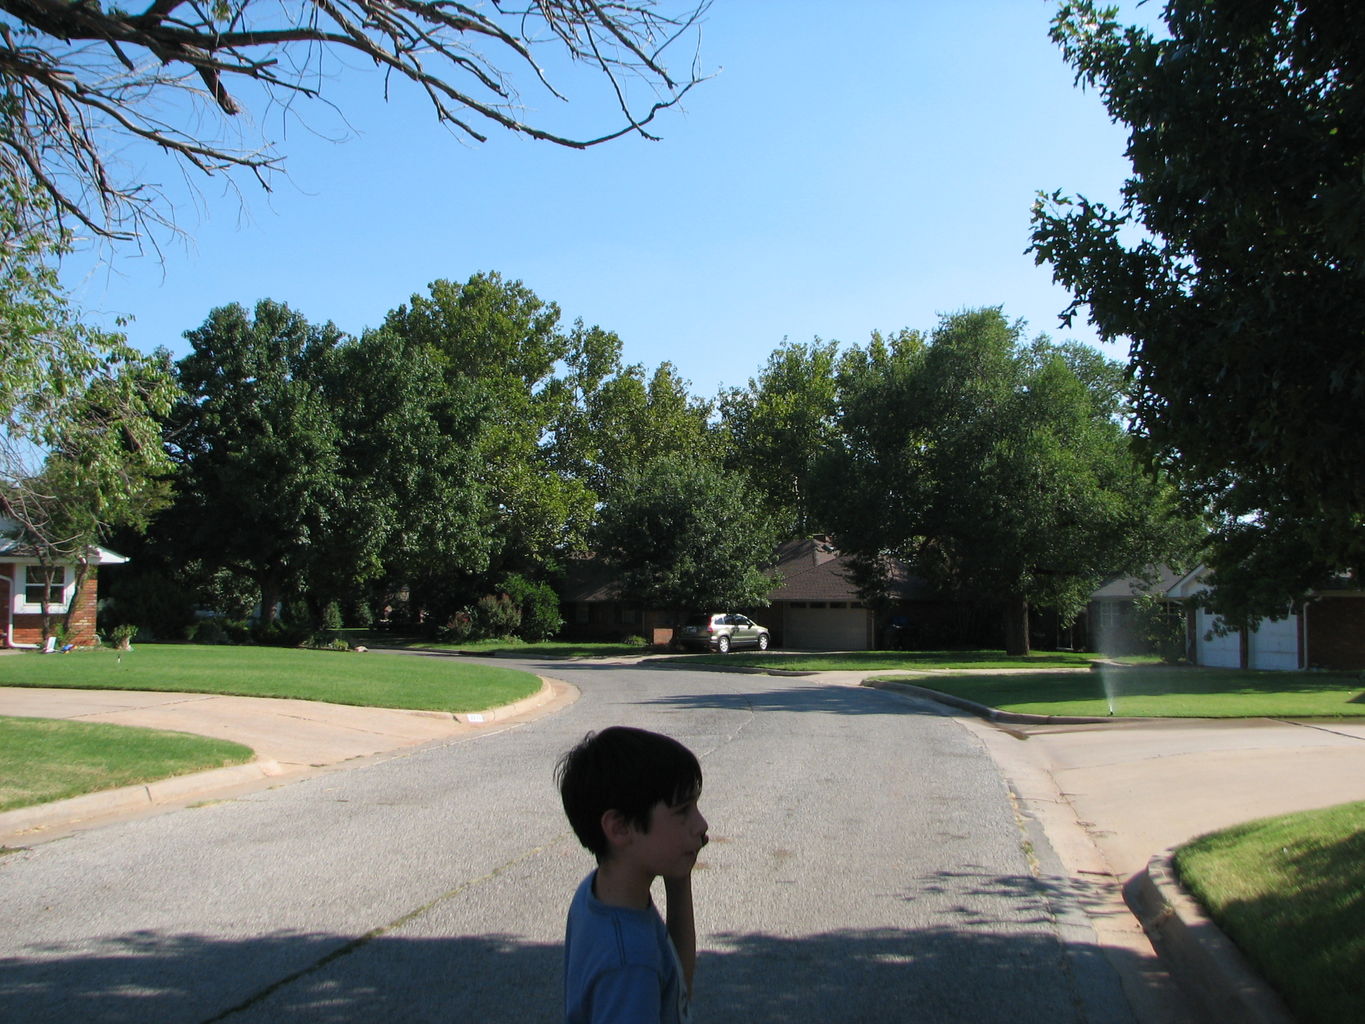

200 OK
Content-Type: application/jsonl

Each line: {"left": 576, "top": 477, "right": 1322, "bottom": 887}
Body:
{"left": 1094, "top": 601, "right": 1125, "bottom": 629}
{"left": 24, "top": 566, "right": 65, "bottom": 606}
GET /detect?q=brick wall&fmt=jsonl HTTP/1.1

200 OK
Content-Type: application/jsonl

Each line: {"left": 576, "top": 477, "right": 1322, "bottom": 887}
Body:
{"left": 4, "top": 566, "right": 100, "bottom": 648}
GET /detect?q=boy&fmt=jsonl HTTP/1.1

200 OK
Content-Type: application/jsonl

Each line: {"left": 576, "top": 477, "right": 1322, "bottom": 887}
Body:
{"left": 556, "top": 726, "right": 709, "bottom": 1024}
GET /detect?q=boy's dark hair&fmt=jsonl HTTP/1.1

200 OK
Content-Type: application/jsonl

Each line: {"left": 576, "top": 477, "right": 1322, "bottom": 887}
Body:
{"left": 557, "top": 726, "right": 703, "bottom": 861}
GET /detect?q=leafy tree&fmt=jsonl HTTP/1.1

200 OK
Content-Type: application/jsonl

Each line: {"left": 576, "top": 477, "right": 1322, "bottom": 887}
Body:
{"left": 819, "top": 309, "right": 1194, "bottom": 655}
{"left": 579, "top": 360, "right": 717, "bottom": 495}
{"left": 0, "top": 187, "right": 176, "bottom": 641}
{"left": 383, "top": 272, "right": 597, "bottom": 573}
{"left": 316, "top": 326, "right": 496, "bottom": 621}
{"left": 0, "top": 0, "right": 708, "bottom": 240}
{"left": 1030, "top": 0, "right": 1365, "bottom": 617}
{"left": 165, "top": 300, "right": 345, "bottom": 623}
{"left": 720, "top": 339, "right": 841, "bottom": 536}
{"left": 593, "top": 457, "right": 780, "bottom": 615}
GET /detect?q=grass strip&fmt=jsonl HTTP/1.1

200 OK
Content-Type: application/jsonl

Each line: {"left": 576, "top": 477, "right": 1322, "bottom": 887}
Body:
{"left": 675, "top": 649, "right": 1103, "bottom": 671}
{"left": 365, "top": 636, "right": 650, "bottom": 659}
{"left": 871, "top": 665, "right": 1365, "bottom": 718}
{"left": 0, "top": 644, "right": 541, "bottom": 713}
{"left": 0, "top": 716, "right": 255, "bottom": 812}
{"left": 1174, "top": 802, "right": 1365, "bottom": 1024}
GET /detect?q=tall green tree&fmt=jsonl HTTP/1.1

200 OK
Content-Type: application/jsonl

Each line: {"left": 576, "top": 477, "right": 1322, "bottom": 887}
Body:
{"left": 820, "top": 309, "right": 1194, "bottom": 655}
{"left": 720, "top": 339, "right": 841, "bottom": 536}
{"left": 166, "top": 300, "right": 345, "bottom": 623}
{"left": 1030, "top": 0, "right": 1365, "bottom": 617}
{"left": 316, "top": 326, "right": 498, "bottom": 624}
{"left": 593, "top": 458, "right": 780, "bottom": 615}
{"left": 579, "top": 361, "right": 717, "bottom": 495}
{"left": 382, "top": 273, "right": 596, "bottom": 573}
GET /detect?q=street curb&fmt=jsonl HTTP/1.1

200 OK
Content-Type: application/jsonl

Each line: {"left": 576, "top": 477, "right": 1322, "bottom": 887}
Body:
{"left": 452, "top": 675, "right": 557, "bottom": 724}
{"left": 0, "top": 759, "right": 284, "bottom": 840}
{"left": 1126, "top": 850, "right": 1294, "bottom": 1024}
{"left": 861, "top": 678, "right": 1117, "bottom": 724}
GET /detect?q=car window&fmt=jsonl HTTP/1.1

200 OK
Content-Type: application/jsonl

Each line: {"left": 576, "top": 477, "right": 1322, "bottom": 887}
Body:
{"left": 736, "top": 616, "right": 752, "bottom": 626}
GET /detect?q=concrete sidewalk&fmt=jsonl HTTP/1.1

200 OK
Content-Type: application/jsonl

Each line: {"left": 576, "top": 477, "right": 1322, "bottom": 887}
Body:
{"left": 0, "top": 677, "right": 575, "bottom": 844}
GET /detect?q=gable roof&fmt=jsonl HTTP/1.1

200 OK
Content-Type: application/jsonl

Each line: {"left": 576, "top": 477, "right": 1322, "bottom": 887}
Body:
{"left": 0, "top": 517, "right": 128, "bottom": 565}
{"left": 1091, "top": 565, "right": 1183, "bottom": 601}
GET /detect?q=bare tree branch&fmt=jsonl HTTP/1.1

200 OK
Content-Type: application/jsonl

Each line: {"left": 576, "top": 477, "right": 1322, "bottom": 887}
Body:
{"left": 0, "top": 0, "right": 710, "bottom": 242}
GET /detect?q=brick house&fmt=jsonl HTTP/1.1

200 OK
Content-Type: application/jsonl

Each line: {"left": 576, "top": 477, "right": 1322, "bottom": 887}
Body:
{"left": 558, "top": 537, "right": 962, "bottom": 650}
{"left": 0, "top": 519, "right": 127, "bottom": 648}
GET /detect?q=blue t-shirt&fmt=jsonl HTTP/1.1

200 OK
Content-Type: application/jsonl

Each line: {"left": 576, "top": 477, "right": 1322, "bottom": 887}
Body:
{"left": 564, "top": 871, "right": 692, "bottom": 1024}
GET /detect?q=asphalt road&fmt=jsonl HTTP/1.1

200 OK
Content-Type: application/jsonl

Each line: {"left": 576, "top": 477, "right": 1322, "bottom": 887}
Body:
{"left": 0, "top": 660, "right": 1141, "bottom": 1023}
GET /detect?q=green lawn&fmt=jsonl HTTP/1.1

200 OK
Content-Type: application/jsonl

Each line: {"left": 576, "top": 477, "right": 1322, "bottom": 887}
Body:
{"left": 0, "top": 644, "right": 541, "bottom": 713}
{"left": 1174, "top": 802, "right": 1365, "bottom": 1024}
{"left": 0, "top": 716, "right": 255, "bottom": 813}
{"left": 871, "top": 664, "right": 1365, "bottom": 718}
{"left": 674, "top": 648, "right": 1104, "bottom": 671}
{"left": 362, "top": 635, "right": 651, "bottom": 659}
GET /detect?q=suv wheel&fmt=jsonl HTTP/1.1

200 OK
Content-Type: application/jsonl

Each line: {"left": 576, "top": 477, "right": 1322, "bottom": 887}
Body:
{"left": 758, "top": 633, "right": 769, "bottom": 651}
{"left": 716, "top": 635, "right": 730, "bottom": 654}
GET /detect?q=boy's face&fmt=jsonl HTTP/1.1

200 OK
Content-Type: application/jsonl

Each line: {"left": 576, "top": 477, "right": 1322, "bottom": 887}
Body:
{"left": 629, "top": 791, "right": 709, "bottom": 879}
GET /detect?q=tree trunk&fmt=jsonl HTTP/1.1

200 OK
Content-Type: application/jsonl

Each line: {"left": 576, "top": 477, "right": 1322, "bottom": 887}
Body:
{"left": 61, "top": 559, "right": 91, "bottom": 644}
{"left": 1003, "top": 594, "right": 1030, "bottom": 656}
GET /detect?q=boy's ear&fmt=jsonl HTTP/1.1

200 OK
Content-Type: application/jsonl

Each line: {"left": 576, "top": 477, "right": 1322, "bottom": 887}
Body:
{"left": 601, "top": 809, "right": 634, "bottom": 851}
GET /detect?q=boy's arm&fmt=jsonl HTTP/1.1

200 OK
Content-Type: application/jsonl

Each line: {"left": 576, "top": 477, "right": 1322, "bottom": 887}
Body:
{"left": 663, "top": 875, "right": 696, "bottom": 994}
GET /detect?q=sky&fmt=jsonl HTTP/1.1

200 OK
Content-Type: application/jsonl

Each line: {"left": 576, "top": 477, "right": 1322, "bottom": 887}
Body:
{"left": 61, "top": 1, "right": 1158, "bottom": 399}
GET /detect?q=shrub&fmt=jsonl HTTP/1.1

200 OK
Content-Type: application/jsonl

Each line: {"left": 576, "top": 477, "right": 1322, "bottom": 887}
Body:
{"left": 498, "top": 574, "right": 563, "bottom": 642}
{"left": 475, "top": 593, "right": 521, "bottom": 638}
{"left": 187, "top": 618, "right": 231, "bottom": 644}
{"left": 320, "top": 601, "right": 343, "bottom": 633}
{"left": 439, "top": 609, "right": 475, "bottom": 644}
{"left": 105, "top": 624, "right": 138, "bottom": 651}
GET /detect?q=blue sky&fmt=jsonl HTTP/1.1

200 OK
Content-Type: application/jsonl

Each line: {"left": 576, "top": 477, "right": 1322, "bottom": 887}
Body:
{"left": 62, "top": 1, "right": 1155, "bottom": 399}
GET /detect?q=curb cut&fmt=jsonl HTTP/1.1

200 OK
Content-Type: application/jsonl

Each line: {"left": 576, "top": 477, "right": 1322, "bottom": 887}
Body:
{"left": 1126, "top": 850, "right": 1294, "bottom": 1024}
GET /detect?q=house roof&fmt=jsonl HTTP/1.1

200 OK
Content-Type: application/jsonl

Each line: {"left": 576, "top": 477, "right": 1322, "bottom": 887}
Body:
{"left": 558, "top": 537, "right": 937, "bottom": 606}
{"left": 0, "top": 517, "right": 128, "bottom": 565}
{"left": 766, "top": 537, "right": 936, "bottom": 602}
{"left": 1091, "top": 565, "right": 1184, "bottom": 601}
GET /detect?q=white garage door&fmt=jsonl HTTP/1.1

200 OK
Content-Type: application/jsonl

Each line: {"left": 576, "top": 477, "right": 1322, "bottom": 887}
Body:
{"left": 1195, "top": 608, "right": 1241, "bottom": 668}
{"left": 785, "top": 606, "right": 869, "bottom": 650}
{"left": 1248, "top": 615, "right": 1299, "bottom": 671}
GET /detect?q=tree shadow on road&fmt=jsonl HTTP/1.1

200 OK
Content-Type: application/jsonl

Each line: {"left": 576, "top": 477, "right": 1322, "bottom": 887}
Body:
{"left": 1, "top": 903, "right": 1168, "bottom": 1023}
{"left": 635, "top": 682, "right": 947, "bottom": 717}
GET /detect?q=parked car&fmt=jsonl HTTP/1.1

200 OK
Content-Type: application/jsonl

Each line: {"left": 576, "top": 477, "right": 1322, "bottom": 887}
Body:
{"left": 673, "top": 613, "right": 771, "bottom": 654}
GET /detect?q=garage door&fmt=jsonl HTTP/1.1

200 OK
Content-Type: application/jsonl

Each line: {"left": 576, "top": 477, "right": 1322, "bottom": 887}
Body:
{"left": 1195, "top": 608, "right": 1241, "bottom": 668}
{"left": 1248, "top": 615, "right": 1299, "bottom": 671}
{"left": 784, "top": 606, "right": 870, "bottom": 650}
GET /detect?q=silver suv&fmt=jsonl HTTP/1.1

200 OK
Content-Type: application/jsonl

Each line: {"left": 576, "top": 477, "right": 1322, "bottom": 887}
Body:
{"left": 673, "top": 613, "right": 771, "bottom": 654}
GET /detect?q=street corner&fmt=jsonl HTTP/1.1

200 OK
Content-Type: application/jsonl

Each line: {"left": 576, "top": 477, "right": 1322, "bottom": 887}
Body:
{"left": 453, "top": 675, "right": 579, "bottom": 725}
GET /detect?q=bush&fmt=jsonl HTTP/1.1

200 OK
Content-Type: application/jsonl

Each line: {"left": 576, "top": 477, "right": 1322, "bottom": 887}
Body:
{"left": 439, "top": 609, "right": 475, "bottom": 644}
{"left": 475, "top": 593, "right": 521, "bottom": 638}
{"left": 187, "top": 618, "right": 231, "bottom": 645}
{"left": 320, "top": 601, "right": 343, "bottom": 633}
{"left": 498, "top": 574, "right": 563, "bottom": 642}
{"left": 1135, "top": 593, "right": 1187, "bottom": 663}
{"left": 105, "top": 624, "right": 137, "bottom": 651}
